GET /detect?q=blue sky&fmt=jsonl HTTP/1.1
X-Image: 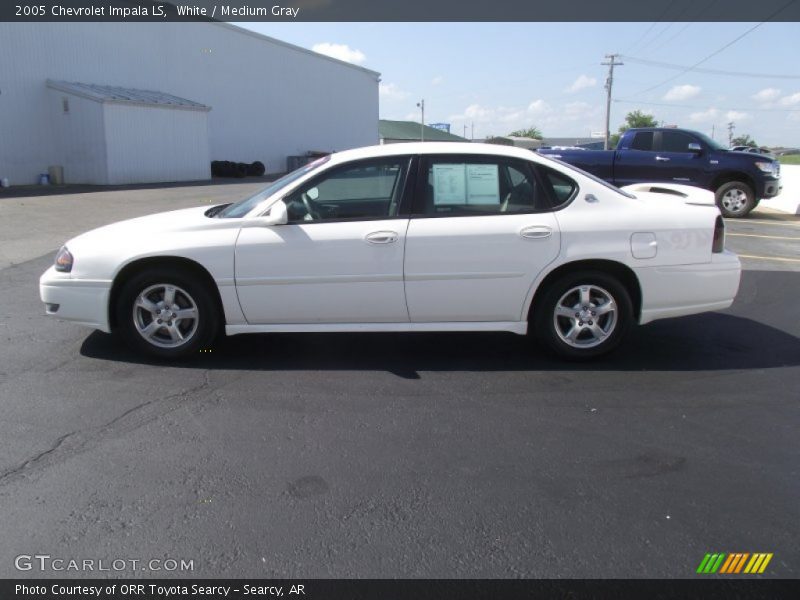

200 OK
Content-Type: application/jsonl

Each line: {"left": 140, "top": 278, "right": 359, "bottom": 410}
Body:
{"left": 241, "top": 22, "right": 800, "bottom": 146}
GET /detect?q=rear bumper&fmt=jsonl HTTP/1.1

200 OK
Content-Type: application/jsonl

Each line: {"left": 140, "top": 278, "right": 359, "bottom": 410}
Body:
{"left": 634, "top": 251, "right": 742, "bottom": 325}
{"left": 39, "top": 266, "right": 112, "bottom": 332}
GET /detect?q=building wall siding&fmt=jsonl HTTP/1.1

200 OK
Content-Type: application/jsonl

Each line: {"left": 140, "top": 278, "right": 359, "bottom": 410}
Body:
{"left": 0, "top": 22, "right": 379, "bottom": 185}
{"left": 104, "top": 104, "right": 211, "bottom": 185}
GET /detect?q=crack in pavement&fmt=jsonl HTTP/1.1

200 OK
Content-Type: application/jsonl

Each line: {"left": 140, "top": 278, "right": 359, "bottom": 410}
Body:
{"left": 0, "top": 370, "right": 213, "bottom": 488}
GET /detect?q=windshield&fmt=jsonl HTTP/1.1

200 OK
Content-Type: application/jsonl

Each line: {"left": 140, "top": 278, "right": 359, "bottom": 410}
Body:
{"left": 537, "top": 154, "right": 636, "bottom": 199}
{"left": 693, "top": 131, "right": 727, "bottom": 152}
{"left": 216, "top": 155, "right": 331, "bottom": 218}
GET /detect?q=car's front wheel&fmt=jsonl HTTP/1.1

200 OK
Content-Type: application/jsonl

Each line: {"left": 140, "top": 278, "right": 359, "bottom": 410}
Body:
{"left": 116, "top": 269, "right": 219, "bottom": 359}
{"left": 715, "top": 181, "right": 756, "bottom": 218}
{"left": 534, "top": 271, "right": 633, "bottom": 360}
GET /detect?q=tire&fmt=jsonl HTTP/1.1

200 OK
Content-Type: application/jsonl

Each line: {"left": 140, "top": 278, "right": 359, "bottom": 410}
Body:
{"left": 533, "top": 270, "right": 633, "bottom": 360}
{"left": 116, "top": 268, "right": 219, "bottom": 359}
{"left": 715, "top": 181, "right": 755, "bottom": 218}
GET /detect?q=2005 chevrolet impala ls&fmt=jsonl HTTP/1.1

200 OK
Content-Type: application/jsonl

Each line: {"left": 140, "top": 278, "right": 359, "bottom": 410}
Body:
{"left": 40, "top": 143, "right": 741, "bottom": 360}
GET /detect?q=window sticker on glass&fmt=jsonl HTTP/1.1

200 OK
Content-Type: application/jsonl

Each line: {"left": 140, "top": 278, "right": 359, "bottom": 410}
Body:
{"left": 432, "top": 163, "right": 500, "bottom": 205}
{"left": 432, "top": 164, "right": 467, "bottom": 204}
{"left": 465, "top": 164, "right": 499, "bottom": 204}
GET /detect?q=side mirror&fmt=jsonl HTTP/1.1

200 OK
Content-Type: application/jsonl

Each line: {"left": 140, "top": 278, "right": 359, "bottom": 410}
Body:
{"left": 253, "top": 200, "right": 288, "bottom": 226}
{"left": 687, "top": 142, "right": 702, "bottom": 153}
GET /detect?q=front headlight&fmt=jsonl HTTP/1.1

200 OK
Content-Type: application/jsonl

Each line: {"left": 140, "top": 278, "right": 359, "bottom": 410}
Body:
{"left": 755, "top": 161, "right": 778, "bottom": 176}
{"left": 54, "top": 246, "right": 73, "bottom": 272}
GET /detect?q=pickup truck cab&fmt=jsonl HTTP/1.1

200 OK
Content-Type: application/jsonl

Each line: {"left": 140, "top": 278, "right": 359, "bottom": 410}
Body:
{"left": 538, "top": 128, "right": 781, "bottom": 217}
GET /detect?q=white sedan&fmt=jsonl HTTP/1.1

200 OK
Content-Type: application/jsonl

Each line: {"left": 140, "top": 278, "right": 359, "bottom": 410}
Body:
{"left": 40, "top": 143, "right": 741, "bottom": 360}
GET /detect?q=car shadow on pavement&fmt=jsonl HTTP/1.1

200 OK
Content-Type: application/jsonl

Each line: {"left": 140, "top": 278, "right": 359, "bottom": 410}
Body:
{"left": 79, "top": 311, "right": 800, "bottom": 376}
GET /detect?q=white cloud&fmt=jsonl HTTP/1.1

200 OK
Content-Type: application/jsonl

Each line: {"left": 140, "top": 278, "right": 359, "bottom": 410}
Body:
{"left": 753, "top": 88, "right": 781, "bottom": 103}
{"left": 311, "top": 42, "right": 366, "bottom": 65}
{"left": 689, "top": 107, "right": 719, "bottom": 123}
{"left": 527, "top": 99, "right": 551, "bottom": 114}
{"left": 565, "top": 75, "right": 597, "bottom": 94}
{"left": 663, "top": 84, "right": 701, "bottom": 102}
{"left": 779, "top": 91, "right": 800, "bottom": 106}
{"left": 726, "top": 110, "right": 749, "bottom": 121}
{"left": 431, "top": 76, "right": 443, "bottom": 86}
{"left": 379, "top": 82, "right": 408, "bottom": 99}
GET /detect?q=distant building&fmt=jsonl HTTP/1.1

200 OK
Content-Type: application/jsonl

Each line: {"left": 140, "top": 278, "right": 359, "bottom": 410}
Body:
{"left": 541, "top": 137, "right": 605, "bottom": 150}
{"left": 0, "top": 22, "right": 379, "bottom": 185}
{"left": 379, "top": 120, "right": 468, "bottom": 144}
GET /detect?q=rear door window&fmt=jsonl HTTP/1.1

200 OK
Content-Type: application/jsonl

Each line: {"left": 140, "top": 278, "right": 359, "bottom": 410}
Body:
{"left": 630, "top": 131, "right": 654, "bottom": 151}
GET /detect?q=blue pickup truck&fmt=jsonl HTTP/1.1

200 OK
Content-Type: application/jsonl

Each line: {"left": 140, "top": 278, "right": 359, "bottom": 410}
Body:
{"left": 538, "top": 128, "right": 782, "bottom": 217}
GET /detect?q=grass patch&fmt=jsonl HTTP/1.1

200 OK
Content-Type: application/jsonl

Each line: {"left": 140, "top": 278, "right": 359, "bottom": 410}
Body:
{"left": 778, "top": 155, "right": 800, "bottom": 165}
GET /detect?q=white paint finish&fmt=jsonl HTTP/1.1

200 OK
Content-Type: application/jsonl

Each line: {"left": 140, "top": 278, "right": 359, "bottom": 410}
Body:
{"left": 630, "top": 232, "right": 658, "bottom": 259}
{"left": 634, "top": 251, "right": 742, "bottom": 324}
{"left": 38, "top": 143, "right": 742, "bottom": 347}
{"left": 404, "top": 213, "right": 561, "bottom": 322}
{"left": 0, "top": 22, "right": 379, "bottom": 184}
{"left": 235, "top": 219, "right": 409, "bottom": 323}
{"left": 760, "top": 164, "right": 800, "bottom": 215}
{"left": 103, "top": 103, "right": 210, "bottom": 184}
{"left": 40, "top": 267, "right": 112, "bottom": 332}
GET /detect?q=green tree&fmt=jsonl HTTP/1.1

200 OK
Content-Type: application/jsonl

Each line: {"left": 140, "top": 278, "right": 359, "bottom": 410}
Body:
{"left": 508, "top": 126, "right": 543, "bottom": 139}
{"left": 484, "top": 136, "right": 514, "bottom": 146}
{"left": 610, "top": 110, "right": 659, "bottom": 148}
{"left": 731, "top": 134, "right": 757, "bottom": 148}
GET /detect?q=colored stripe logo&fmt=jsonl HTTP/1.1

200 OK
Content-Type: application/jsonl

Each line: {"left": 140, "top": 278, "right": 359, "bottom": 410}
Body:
{"left": 696, "top": 553, "right": 773, "bottom": 574}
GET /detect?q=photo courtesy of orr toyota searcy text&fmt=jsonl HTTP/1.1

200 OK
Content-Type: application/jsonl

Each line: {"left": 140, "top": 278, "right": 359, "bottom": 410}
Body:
{"left": 15, "top": 584, "right": 297, "bottom": 597}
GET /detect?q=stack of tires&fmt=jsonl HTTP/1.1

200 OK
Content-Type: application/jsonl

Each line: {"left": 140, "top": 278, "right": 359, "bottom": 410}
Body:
{"left": 211, "top": 161, "right": 265, "bottom": 178}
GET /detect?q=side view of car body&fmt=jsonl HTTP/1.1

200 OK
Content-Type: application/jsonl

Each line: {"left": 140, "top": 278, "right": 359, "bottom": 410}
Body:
{"left": 40, "top": 142, "right": 741, "bottom": 360}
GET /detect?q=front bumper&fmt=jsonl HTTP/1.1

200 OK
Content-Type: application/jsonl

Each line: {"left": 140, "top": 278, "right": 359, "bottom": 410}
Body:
{"left": 634, "top": 250, "right": 742, "bottom": 325}
{"left": 39, "top": 266, "right": 113, "bottom": 332}
{"left": 758, "top": 176, "right": 782, "bottom": 199}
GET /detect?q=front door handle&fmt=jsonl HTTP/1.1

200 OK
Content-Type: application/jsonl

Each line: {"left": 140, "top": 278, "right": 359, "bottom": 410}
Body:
{"left": 520, "top": 225, "right": 553, "bottom": 239}
{"left": 655, "top": 156, "right": 670, "bottom": 162}
{"left": 365, "top": 230, "right": 399, "bottom": 244}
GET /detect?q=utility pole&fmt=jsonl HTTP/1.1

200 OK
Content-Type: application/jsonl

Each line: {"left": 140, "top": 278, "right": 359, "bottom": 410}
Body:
{"left": 602, "top": 54, "right": 623, "bottom": 150}
{"left": 711, "top": 124, "right": 715, "bottom": 141}
{"left": 463, "top": 124, "right": 468, "bottom": 138}
{"left": 417, "top": 99, "right": 425, "bottom": 142}
{"left": 471, "top": 121, "right": 474, "bottom": 140}
{"left": 727, "top": 121, "right": 735, "bottom": 146}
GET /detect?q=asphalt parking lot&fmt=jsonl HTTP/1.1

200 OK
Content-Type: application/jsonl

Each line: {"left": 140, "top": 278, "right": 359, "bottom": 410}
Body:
{"left": 0, "top": 184, "right": 798, "bottom": 579}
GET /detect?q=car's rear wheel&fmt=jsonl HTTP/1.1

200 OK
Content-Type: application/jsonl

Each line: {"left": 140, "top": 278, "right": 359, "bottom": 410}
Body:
{"left": 116, "top": 269, "right": 219, "bottom": 359}
{"left": 715, "top": 181, "right": 755, "bottom": 218}
{"left": 534, "top": 271, "right": 633, "bottom": 360}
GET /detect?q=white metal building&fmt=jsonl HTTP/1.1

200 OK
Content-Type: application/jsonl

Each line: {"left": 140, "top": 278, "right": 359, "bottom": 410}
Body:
{"left": 0, "top": 22, "right": 380, "bottom": 185}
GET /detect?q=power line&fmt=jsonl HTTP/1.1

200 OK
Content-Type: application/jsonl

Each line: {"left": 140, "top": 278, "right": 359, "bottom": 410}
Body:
{"left": 613, "top": 99, "right": 800, "bottom": 112}
{"left": 621, "top": 55, "right": 800, "bottom": 79}
{"left": 624, "top": 0, "right": 677, "bottom": 55}
{"left": 624, "top": 0, "right": 798, "bottom": 98}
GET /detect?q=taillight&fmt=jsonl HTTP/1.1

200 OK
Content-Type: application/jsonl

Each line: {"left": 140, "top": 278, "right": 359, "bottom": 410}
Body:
{"left": 712, "top": 216, "right": 725, "bottom": 253}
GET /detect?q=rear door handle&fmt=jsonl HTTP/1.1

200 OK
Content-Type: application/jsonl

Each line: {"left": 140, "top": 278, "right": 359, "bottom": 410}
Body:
{"left": 520, "top": 225, "right": 553, "bottom": 239}
{"left": 365, "top": 230, "right": 399, "bottom": 244}
{"left": 655, "top": 156, "right": 670, "bottom": 162}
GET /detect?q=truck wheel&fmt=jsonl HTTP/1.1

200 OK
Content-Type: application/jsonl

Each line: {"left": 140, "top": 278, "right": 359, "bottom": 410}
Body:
{"left": 716, "top": 181, "right": 755, "bottom": 218}
{"left": 116, "top": 269, "right": 219, "bottom": 359}
{"left": 533, "top": 271, "right": 633, "bottom": 360}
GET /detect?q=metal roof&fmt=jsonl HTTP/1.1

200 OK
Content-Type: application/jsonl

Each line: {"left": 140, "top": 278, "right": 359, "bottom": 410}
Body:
{"left": 46, "top": 80, "right": 210, "bottom": 111}
{"left": 379, "top": 120, "right": 468, "bottom": 142}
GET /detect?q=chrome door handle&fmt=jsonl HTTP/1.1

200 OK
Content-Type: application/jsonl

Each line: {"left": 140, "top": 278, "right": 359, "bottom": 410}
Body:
{"left": 520, "top": 225, "right": 553, "bottom": 239}
{"left": 655, "top": 156, "right": 670, "bottom": 161}
{"left": 365, "top": 230, "right": 399, "bottom": 244}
